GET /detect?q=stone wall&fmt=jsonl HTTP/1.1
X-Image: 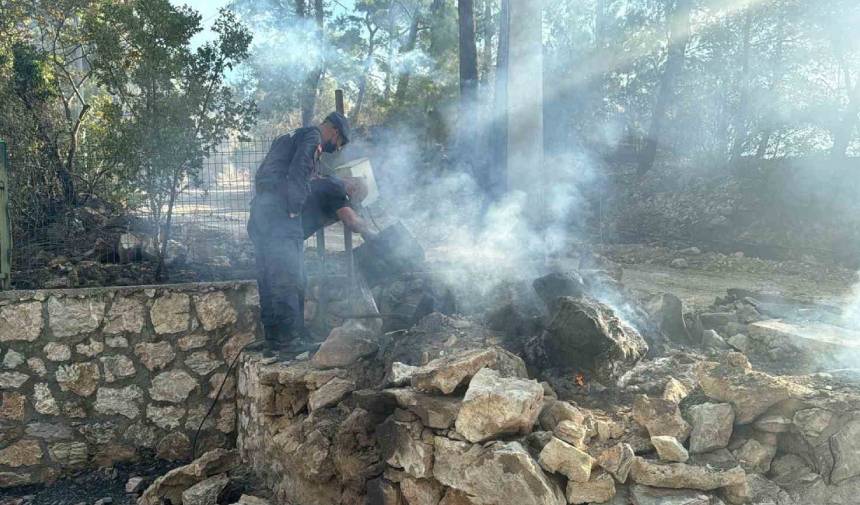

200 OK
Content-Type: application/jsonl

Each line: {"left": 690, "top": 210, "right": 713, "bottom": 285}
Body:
{"left": 0, "top": 281, "right": 259, "bottom": 488}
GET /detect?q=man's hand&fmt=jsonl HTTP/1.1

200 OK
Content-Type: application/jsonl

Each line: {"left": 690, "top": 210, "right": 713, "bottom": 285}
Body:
{"left": 336, "top": 207, "right": 372, "bottom": 236}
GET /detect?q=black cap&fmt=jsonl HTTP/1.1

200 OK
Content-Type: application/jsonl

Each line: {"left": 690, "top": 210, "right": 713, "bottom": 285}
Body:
{"left": 325, "top": 112, "right": 350, "bottom": 145}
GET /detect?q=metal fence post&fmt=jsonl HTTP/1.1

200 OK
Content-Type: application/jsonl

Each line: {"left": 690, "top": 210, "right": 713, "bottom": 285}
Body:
{"left": 0, "top": 140, "right": 11, "bottom": 290}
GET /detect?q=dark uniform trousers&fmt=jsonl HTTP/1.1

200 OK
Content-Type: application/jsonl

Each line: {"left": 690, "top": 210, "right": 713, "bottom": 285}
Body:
{"left": 247, "top": 191, "right": 306, "bottom": 347}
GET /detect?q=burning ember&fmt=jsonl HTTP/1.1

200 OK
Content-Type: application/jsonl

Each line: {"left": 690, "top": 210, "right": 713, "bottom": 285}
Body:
{"left": 575, "top": 372, "right": 587, "bottom": 389}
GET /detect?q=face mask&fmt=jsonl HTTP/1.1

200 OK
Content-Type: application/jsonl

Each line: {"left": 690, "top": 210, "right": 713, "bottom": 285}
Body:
{"left": 322, "top": 139, "right": 338, "bottom": 154}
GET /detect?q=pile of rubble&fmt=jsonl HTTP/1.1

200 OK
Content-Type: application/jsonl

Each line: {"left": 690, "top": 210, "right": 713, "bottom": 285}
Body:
{"left": 223, "top": 266, "right": 860, "bottom": 505}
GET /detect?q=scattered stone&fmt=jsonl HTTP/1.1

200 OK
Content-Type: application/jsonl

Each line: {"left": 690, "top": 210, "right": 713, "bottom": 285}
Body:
{"left": 27, "top": 357, "right": 47, "bottom": 377}
{"left": 630, "top": 457, "right": 746, "bottom": 491}
{"left": 688, "top": 403, "right": 734, "bottom": 453}
{"left": 662, "top": 377, "right": 690, "bottom": 404}
{"left": 792, "top": 408, "right": 833, "bottom": 441}
{"left": 455, "top": 367, "right": 543, "bottom": 443}
{"left": 2, "top": 350, "right": 24, "bottom": 369}
{"left": 0, "top": 302, "right": 43, "bottom": 342}
{"left": 46, "top": 296, "right": 105, "bottom": 338}
{"left": 702, "top": 329, "right": 729, "bottom": 350}
{"left": 539, "top": 437, "right": 594, "bottom": 483}
{"left": 93, "top": 498, "right": 113, "bottom": 505}
{"left": 652, "top": 436, "right": 689, "bottom": 463}
{"left": 633, "top": 395, "right": 691, "bottom": 441}
{"left": 699, "top": 313, "right": 734, "bottom": 330}
{"left": 566, "top": 472, "right": 616, "bottom": 504}
{"left": 539, "top": 297, "right": 648, "bottom": 380}
{"left": 48, "top": 441, "right": 88, "bottom": 466}
{"left": 389, "top": 362, "right": 420, "bottom": 386}
{"left": 377, "top": 417, "right": 434, "bottom": 479}
{"left": 185, "top": 351, "right": 222, "bottom": 376}
{"left": 33, "top": 383, "right": 60, "bottom": 415}
{"left": 400, "top": 475, "right": 445, "bottom": 505}
{"left": 554, "top": 419, "right": 588, "bottom": 448}
{"left": 310, "top": 324, "right": 379, "bottom": 369}
{"left": 412, "top": 347, "right": 527, "bottom": 395}
{"left": 94, "top": 385, "right": 143, "bottom": 418}
{"left": 727, "top": 334, "right": 749, "bottom": 353}
{"left": 99, "top": 354, "right": 136, "bottom": 382}
{"left": 308, "top": 377, "right": 355, "bottom": 411}
{"left": 433, "top": 437, "right": 566, "bottom": 505}
{"left": 103, "top": 296, "right": 145, "bottom": 335}
{"left": 386, "top": 389, "right": 461, "bottom": 429}
{"left": 134, "top": 341, "right": 176, "bottom": 371}
{"left": 181, "top": 473, "right": 230, "bottom": 505}
{"left": 539, "top": 400, "right": 591, "bottom": 432}
{"left": 55, "top": 362, "right": 100, "bottom": 396}
{"left": 194, "top": 292, "right": 238, "bottom": 331}
{"left": 0, "top": 439, "right": 42, "bottom": 467}
{"left": 150, "top": 370, "right": 198, "bottom": 402}
{"left": 732, "top": 438, "right": 775, "bottom": 474}
{"left": 829, "top": 418, "right": 860, "bottom": 484}
{"left": 235, "top": 495, "right": 271, "bottom": 505}
{"left": 671, "top": 258, "right": 688, "bottom": 269}
{"left": 150, "top": 293, "right": 192, "bottom": 334}
{"left": 630, "top": 485, "right": 710, "bottom": 505}
{"left": 43, "top": 343, "right": 71, "bottom": 362}
{"left": 75, "top": 338, "right": 104, "bottom": 358}
{"left": 754, "top": 414, "right": 792, "bottom": 433}
{"left": 597, "top": 443, "right": 636, "bottom": 483}
{"left": 155, "top": 432, "right": 192, "bottom": 461}
{"left": 695, "top": 358, "right": 807, "bottom": 424}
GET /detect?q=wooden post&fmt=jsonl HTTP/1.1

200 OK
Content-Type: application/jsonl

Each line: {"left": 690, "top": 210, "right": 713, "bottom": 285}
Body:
{"left": 335, "top": 89, "right": 355, "bottom": 287}
{"left": 0, "top": 140, "right": 10, "bottom": 290}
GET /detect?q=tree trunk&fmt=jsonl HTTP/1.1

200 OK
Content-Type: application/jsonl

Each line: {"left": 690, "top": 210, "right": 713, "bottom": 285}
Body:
{"left": 638, "top": 0, "right": 692, "bottom": 175}
{"left": 479, "top": 0, "right": 494, "bottom": 83}
{"left": 299, "top": 0, "right": 325, "bottom": 126}
{"left": 458, "top": 0, "right": 480, "bottom": 179}
{"left": 394, "top": 15, "right": 421, "bottom": 102}
{"left": 490, "top": 0, "right": 510, "bottom": 199}
{"left": 831, "top": 79, "right": 860, "bottom": 160}
{"left": 730, "top": 8, "right": 754, "bottom": 163}
{"left": 352, "top": 23, "right": 378, "bottom": 124}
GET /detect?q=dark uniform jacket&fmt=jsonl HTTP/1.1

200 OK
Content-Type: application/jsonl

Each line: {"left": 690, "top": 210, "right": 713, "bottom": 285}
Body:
{"left": 254, "top": 127, "right": 321, "bottom": 215}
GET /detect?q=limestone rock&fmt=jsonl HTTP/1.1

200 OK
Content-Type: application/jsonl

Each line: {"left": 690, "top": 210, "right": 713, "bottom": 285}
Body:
{"left": 125, "top": 422, "right": 159, "bottom": 449}
{"left": 179, "top": 334, "right": 211, "bottom": 351}
{"left": 308, "top": 377, "right": 355, "bottom": 411}
{"left": 663, "top": 377, "right": 690, "bottom": 404}
{"left": 387, "top": 389, "right": 461, "bottom": 429}
{"left": 49, "top": 441, "right": 88, "bottom": 466}
{"left": 533, "top": 271, "right": 587, "bottom": 311}
{"left": 630, "top": 457, "right": 746, "bottom": 491}
{"left": 156, "top": 432, "right": 192, "bottom": 461}
{"left": 433, "top": 437, "right": 566, "bottom": 505}
{"left": 236, "top": 495, "right": 272, "bottom": 505}
{"left": 194, "top": 292, "right": 238, "bottom": 331}
{"left": 455, "top": 368, "right": 543, "bottom": 443}
{"left": 47, "top": 296, "right": 105, "bottom": 338}
{"left": 688, "top": 403, "right": 734, "bottom": 453}
{"left": 125, "top": 476, "right": 147, "bottom": 494}
{"left": 0, "top": 371, "right": 29, "bottom": 389}
{"left": 566, "top": 472, "right": 616, "bottom": 504}
{"left": 554, "top": 420, "right": 588, "bottom": 449}
{"left": 793, "top": 408, "right": 833, "bottom": 441}
{"left": 754, "top": 414, "right": 792, "bottom": 433}
{"left": 105, "top": 336, "right": 129, "bottom": 348}
{"left": 150, "top": 293, "right": 191, "bottom": 334}
{"left": 56, "top": 362, "right": 100, "bottom": 396}
{"left": 185, "top": 351, "right": 221, "bottom": 376}
{"left": 43, "top": 342, "right": 71, "bottom": 362}
{"left": 695, "top": 359, "right": 808, "bottom": 424}
{"left": 150, "top": 370, "right": 198, "bottom": 402}
{"left": 147, "top": 404, "right": 185, "bottom": 430}
{"left": 181, "top": 473, "right": 229, "bottom": 505}
{"left": 311, "top": 324, "right": 378, "bottom": 369}
{"left": 830, "top": 418, "right": 860, "bottom": 484}
{"left": 652, "top": 436, "right": 689, "bottom": 463}
{"left": 0, "top": 392, "right": 26, "bottom": 420}
{"left": 367, "top": 477, "right": 405, "bottom": 505}
{"left": 216, "top": 403, "right": 236, "bottom": 433}
{"left": 0, "top": 302, "right": 43, "bottom": 342}
{"left": 389, "top": 362, "right": 421, "bottom": 387}
{"left": 208, "top": 373, "right": 236, "bottom": 400}
{"left": 539, "top": 297, "right": 648, "bottom": 380}
{"left": 33, "top": 383, "right": 60, "bottom": 415}
{"left": 633, "top": 395, "right": 691, "bottom": 441}
{"left": 733, "top": 438, "right": 775, "bottom": 475}
{"left": 597, "top": 443, "right": 636, "bottom": 483}
{"left": 95, "top": 385, "right": 143, "bottom": 418}
{"left": 539, "top": 437, "right": 594, "bottom": 483}
{"left": 439, "top": 489, "right": 477, "bottom": 505}
{"left": 222, "top": 331, "right": 255, "bottom": 363}
{"left": 2, "top": 349, "right": 24, "bottom": 369}
{"left": 103, "top": 297, "right": 145, "bottom": 335}
{"left": 400, "top": 476, "right": 445, "bottom": 505}
{"left": 134, "top": 341, "right": 176, "bottom": 371}
{"left": 411, "top": 347, "right": 527, "bottom": 395}
{"left": 100, "top": 354, "right": 136, "bottom": 382}
{"left": 25, "top": 423, "right": 72, "bottom": 441}
{"left": 630, "top": 485, "right": 710, "bottom": 505}
{"left": 139, "top": 449, "right": 238, "bottom": 505}
{"left": 539, "top": 400, "right": 591, "bottom": 432}
{"left": 0, "top": 439, "right": 42, "bottom": 467}
{"left": 377, "top": 417, "right": 434, "bottom": 479}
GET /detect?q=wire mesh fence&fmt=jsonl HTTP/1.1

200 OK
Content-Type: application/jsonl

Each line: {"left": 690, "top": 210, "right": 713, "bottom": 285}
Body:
{"left": 5, "top": 137, "right": 340, "bottom": 290}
